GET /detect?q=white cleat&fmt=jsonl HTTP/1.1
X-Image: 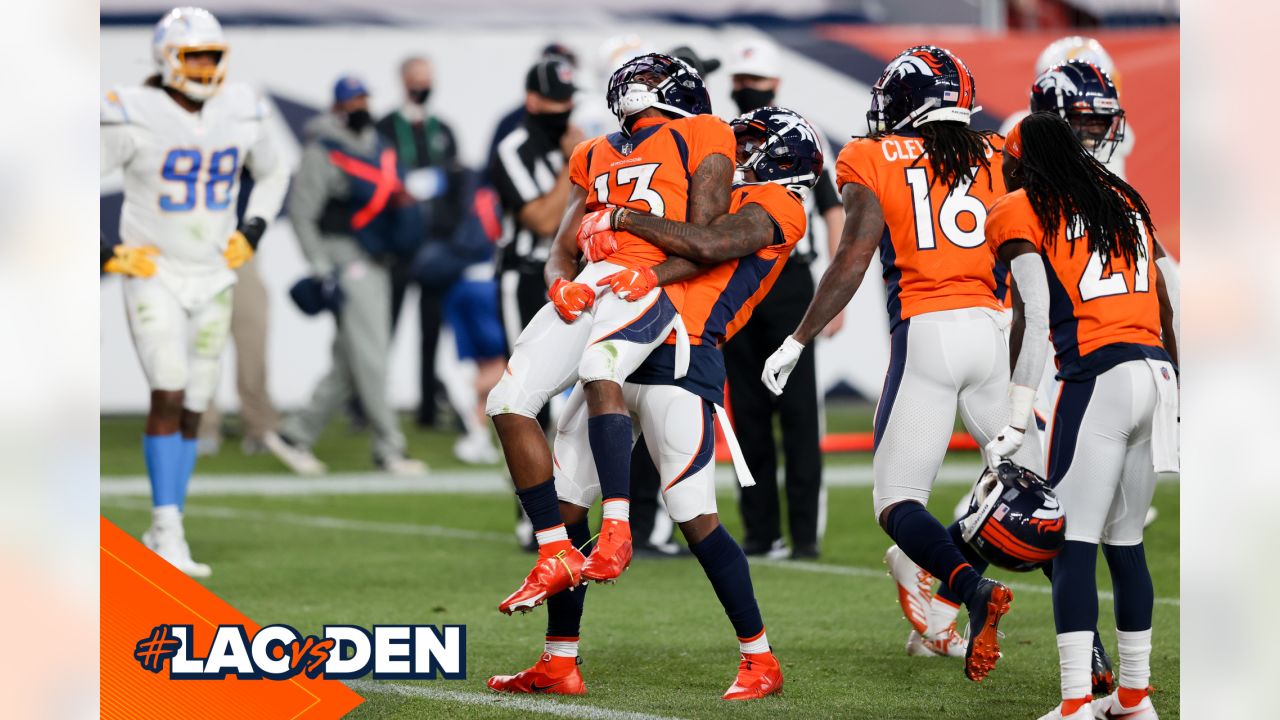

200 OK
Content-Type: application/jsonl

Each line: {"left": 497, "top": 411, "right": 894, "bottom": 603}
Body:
{"left": 905, "top": 625, "right": 967, "bottom": 658}
{"left": 884, "top": 544, "right": 933, "bottom": 634}
{"left": 378, "top": 454, "right": 428, "bottom": 476}
{"left": 1038, "top": 702, "right": 1095, "bottom": 720}
{"left": 453, "top": 432, "right": 500, "bottom": 465}
{"left": 263, "top": 431, "right": 327, "bottom": 476}
{"left": 143, "top": 508, "right": 212, "bottom": 578}
{"left": 1092, "top": 690, "right": 1159, "bottom": 719}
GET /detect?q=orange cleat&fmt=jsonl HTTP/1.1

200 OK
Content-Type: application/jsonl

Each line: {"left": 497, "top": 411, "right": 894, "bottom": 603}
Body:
{"left": 581, "top": 518, "right": 632, "bottom": 583}
{"left": 488, "top": 652, "right": 587, "bottom": 695}
{"left": 723, "top": 651, "right": 783, "bottom": 701}
{"left": 498, "top": 546, "right": 586, "bottom": 615}
{"left": 964, "top": 578, "right": 1013, "bottom": 682}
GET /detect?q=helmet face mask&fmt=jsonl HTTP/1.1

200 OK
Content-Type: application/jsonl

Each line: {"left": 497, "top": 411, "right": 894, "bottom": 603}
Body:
{"left": 1030, "top": 60, "right": 1126, "bottom": 163}
{"left": 730, "top": 107, "right": 823, "bottom": 193}
{"left": 606, "top": 53, "right": 710, "bottom": 132}
{"left": 153, "top": 8, "right": 229, "bottom": 102}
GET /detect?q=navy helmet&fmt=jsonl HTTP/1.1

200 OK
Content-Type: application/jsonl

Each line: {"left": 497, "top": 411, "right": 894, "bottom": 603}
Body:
{"left": 731, "top": 106, "right": 824, "bottom": 192}
{"left": 867, "top": 45, "right": 978, "bottom": 134}
{"left": 959, "top": 461, "right": 1066, "bottom": 572}
{"left": 1030, "top": 59, "right": 1126, "bottom": 162}
{"left": 606, "top": 53, "right": 711, "bottom": 131}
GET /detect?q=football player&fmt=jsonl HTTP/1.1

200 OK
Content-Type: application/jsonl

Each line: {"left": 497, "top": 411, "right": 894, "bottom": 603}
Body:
{"left": 488, "top": 106, "right": 819, "bottom": 700}
{"left": 988, "top": 112, "right": 1176, "bottom": 720}
{"left": 761, "top": 46, "right": 1042, "bottom": 682}
{"left": 100, "top": 7, "right": 288, "bottom": 576}
{"left": 487, "top": 54, "right": 734, "bottom": 609}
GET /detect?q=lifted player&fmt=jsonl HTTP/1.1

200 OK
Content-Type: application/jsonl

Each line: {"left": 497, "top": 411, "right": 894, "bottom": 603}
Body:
{"left": 101, "top": 7, "right": 287, "bottom": 576}
{"left": 488, "top": 54, "right": 734, "bottom": 611}
{"left": 489, "top": 106, "right": 820, "bottom": 700}
{"left": 762, "top": 46, "right": 1042, "bottom": 682}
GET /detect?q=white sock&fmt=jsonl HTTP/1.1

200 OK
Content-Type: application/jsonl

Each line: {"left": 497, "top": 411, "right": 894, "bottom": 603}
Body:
{"left": 545, "top": 637, "right": 578, "bottom": 658}
{"left": 1116, "top": 628, "right": 1153, "bottom": 691}
{"left": 739, "top": 630, "right": 770, "bottom": 655}
{"left": 535, "top": 525, "right": 569, "bottom": 548}
{"left": 601, "top": 499, "right": 630, "bottom": 522}
{"left": 152, "top": 504, "right": 182, "bottom": 532}
{"left": 926, "top": 594, "right": 961, "bottom": 637}
{"left": 1057, "top": 631, "right": 1094, "bottom": 700}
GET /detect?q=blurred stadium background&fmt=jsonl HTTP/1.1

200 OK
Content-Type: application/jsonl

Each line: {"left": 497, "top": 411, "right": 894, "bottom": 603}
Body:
{"left": 100, "top": 2, "right": 1180, "bottom": 718}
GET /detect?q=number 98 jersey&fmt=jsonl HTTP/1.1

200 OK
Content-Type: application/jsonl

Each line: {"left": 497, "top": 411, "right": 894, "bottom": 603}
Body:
{"left": 836, "top": 133, "right": 1005, "bottom": 331}
{"left": 568, "top": 114, "right": 735, "bottom": 269}
{"left": 101, "top": 83, "right": 284, "bottom": 297}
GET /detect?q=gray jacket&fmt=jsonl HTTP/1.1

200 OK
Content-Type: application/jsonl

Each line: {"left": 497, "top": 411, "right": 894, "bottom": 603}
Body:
{"left": 289, "top": 114, "right": 381, "bottom": 275}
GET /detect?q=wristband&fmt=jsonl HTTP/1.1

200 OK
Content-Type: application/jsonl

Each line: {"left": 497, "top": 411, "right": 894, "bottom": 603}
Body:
{"left": 1008, "top": 384, "right": 1036, "bottom": 431}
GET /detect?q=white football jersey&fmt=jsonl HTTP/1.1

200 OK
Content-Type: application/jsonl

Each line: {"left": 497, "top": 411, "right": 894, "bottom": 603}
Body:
{"left": 101, "top": 81, "right": 288, "bottom": 302}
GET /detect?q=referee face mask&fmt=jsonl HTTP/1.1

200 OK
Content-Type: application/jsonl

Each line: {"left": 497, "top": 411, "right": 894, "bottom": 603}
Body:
{"left": 529, "top": 108, "right": 572, "bottom": 140}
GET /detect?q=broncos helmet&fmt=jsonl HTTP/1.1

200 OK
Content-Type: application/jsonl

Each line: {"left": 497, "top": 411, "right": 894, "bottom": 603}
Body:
{"left": 959, "top": 461, "right": 1066, "bottom": 572}
{"left": 867, "top": 45, "right": 978, "bottom": 134}
{"left": 731, "top": 107, "right": 824, "bottom": 193}
{"left": 606, "top": 53, "right": 711, "bottom": 132}
{"left": 1030, "top": 60, "right": 1126, "bottom": 162}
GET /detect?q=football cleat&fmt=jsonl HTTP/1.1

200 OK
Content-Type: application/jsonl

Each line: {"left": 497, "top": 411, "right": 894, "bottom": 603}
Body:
{"left": 143, "top": 525, "right": 212, "bottom": 579}
{"left": 1092, "top": 641, "right": 1116, "bottom": 698}
{"left": 1092, "top": 688, "right": 1159, "bottom": 719}
{"left": 1037, "top": 699, "right": 1095, "bottom": 720}
{"left": 906, "top": 625, "right": 967, "bottom": 658}
{"left": 964, "top": 578, "right": 1013, "bottom": 682}
{"left": 581, "top": 518, "right": 633, "bottom": 583}
{"left": 487, "top": 652, "right": 587, "bottom": 695}
{"left": 723, "top": 651, "right": 783, "bottom": 701}
{"left": 498, "top": 546, "right": 586, "bottom": 614}
{"left": 884, "top": 544, "right": 933, "bottom": 634}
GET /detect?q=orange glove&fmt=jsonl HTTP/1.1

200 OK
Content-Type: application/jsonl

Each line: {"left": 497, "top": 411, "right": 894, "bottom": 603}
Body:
{"left": 596, "top": 266, "right": 658, "bottom": 302}
{"left": 549, "top": 277, "right": 595, "bottom": 323}
{"left": 577, "top": 208, "right": 619, "bottom": 262}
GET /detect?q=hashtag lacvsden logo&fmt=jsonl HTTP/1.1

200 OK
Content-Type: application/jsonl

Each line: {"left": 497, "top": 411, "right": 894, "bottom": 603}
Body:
{"left": 132, "top": 624, "right": 466, "bottom": 680}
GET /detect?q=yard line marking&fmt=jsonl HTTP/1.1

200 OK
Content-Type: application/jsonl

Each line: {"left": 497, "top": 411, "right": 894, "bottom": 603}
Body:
{"left": 346, "top": 679, "right": 686, "bottom": 720}
{"left": 106, "top": 463, "right": 1173, "bottom": 497}
{"left": 101, "top": 498, "right": 1180, "bottom": 608}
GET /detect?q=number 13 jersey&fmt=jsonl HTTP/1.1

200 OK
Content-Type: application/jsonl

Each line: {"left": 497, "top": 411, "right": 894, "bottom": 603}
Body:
{"left": 835, "top": 132, "right": 1005, "bottom": 330}
{"left": 568, "top": 114, "right": 735, "bottom": 269}
{"left": 101, "top": 83, "right": 285, "bottom": 287}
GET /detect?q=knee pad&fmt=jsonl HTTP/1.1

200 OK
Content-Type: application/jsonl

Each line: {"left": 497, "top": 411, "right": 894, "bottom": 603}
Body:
{"left": 485, "top": 370, "right": 544, "bottom": 419}
{"left": 146, "top": 344, "right": 188, "bottom": 392}
{"left": 577, "top": 341, "right": 624, "bottom": 385}
{"left": 183, "top": 355, "right": 222, "bottom": 413}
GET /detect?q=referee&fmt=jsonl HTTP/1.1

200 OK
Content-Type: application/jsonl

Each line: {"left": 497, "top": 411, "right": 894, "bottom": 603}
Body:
{"left": 722, "top": 39, "right": 844, "bottom": 559}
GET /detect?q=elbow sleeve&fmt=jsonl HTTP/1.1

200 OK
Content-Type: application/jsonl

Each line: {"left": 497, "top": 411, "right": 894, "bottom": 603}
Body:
{"left": 1009, "top": 253, "right": 1051, "bottom": 391}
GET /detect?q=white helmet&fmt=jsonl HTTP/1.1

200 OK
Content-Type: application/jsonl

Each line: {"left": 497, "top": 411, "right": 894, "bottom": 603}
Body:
{"left": 152, "top": 7, "right": 228, "bottom": 101}
{"left": 1035, "top": 36, "right": 1116, "bottom": 75}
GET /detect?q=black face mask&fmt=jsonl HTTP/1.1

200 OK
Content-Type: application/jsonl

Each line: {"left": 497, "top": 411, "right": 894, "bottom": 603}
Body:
{"left": 408, "top": 87, "right": 431, "bottom": 105}
{"left": 529, "top": 109, "right": 572, "bottom": 140}
{"left": 345, "top": 109, "right": 373, "bottom": 133}
{"left": 732, "top": 87, "right": 776, "bottom": 114}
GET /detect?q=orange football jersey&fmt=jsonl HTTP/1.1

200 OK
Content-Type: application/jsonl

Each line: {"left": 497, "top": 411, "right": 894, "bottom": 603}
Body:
{"left": 569, "top": 114, "right": 735, "bottom": 269}
{"left": 835, "top": 133, "right": 1005, "bottom": 330}
{"left": 985, "top": 188, "right": 1166, "bottom": 377}
{"left": 675, "top": 182, "right": 808, "bottom": 347}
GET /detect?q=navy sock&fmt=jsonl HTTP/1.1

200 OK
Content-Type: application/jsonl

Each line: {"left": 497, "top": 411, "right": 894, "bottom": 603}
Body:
{"left": 885, "top": 502, "right": 983, "bottom": 605}
{"left": 143, "top": 433, "right": 184, "bottom": 508}
{"left": 178, "top": 437, "right": 197, "bottom": 511}
{"left": 515, "top": 479, "right": 563, "bottom": 533}
{"left": 1051, "top": 540, "right": 1100, "bottom": 634}
{"left": 1103, "top": 543, "right": 1154, "bottom": 631}
{"left": 545, "top": 520, "right": 592, "bottom": 638}
{"left": 587, "top": 413, "right": 632, "bottom": 502}
{"left": 935, "top": 519, "right": 988, "bottom": 607}
{"left": 1042, "top": 558, "right": 1108, "bottom": 653}
{"left": 690, "top": 525, "right": 765, "bottom": 641}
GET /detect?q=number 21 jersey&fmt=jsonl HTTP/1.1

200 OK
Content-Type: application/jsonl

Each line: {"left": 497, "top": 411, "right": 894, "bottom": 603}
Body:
{"left": 835, "top": 132, "right": 1005, "bottom": 330}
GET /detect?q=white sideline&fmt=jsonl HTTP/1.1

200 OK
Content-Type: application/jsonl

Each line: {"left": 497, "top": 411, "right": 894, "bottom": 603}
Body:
{"left": 346, "top": 679, "right": 686, "bottom": 720}
{"left": 101, "top": 498, "right": 1181, "bottom": 608}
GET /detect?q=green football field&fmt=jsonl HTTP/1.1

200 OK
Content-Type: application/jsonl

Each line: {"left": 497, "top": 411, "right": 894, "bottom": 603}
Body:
{"left": 100, "top": 405, "right": 1180, "bottom": 719}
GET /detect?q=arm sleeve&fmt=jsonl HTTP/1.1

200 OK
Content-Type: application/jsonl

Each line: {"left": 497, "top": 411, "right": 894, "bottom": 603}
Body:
{"left": 1009, "top": 253, "right": 1051, "bottom": 391}
{"left": 834, "top": 141, "right": 876, "bottom": 193}
{"left": 243, "top": 100, "right": 289, "bottom": 223}
{"left": 288, "top": 142, "right": 337, "bottom": 276}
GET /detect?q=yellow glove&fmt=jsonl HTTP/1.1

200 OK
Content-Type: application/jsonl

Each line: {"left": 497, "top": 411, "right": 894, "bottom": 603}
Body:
{"left": 223, "top": 230, "right": 254, "bottom": 269}
{"left": 104, "top": 245, "right": 159, "bottom": 278}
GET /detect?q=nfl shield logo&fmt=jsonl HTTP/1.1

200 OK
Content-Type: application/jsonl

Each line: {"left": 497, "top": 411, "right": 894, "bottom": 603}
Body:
{"left": 1160, "top": 367, "right": 1170, "bottom": 380}
{"left": 620, "top": 142, "right": 633, "bottom": 156}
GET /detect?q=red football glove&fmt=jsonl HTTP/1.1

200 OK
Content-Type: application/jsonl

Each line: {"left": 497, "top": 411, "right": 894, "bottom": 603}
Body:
{"left": 577, "top": 208, "right": 619, "bottom": 262}
{"left": 596, "top": 266, "right": 658, "bottom": 302}
{"left": 549, "top": 277, "right": 595, "bottom": 322}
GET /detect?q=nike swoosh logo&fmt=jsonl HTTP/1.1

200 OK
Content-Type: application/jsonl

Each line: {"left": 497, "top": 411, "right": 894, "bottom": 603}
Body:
{"left": 529, "top": 680, "right": 562, "bottom": 692}
{"left": 1104, "top": 709, "right": 1143, "bottom": 719}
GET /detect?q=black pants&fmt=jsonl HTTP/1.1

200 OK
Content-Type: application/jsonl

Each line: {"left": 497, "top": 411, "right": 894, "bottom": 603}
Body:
{"left": 391, "top": 263, "right": 446, "bottom": 427}
{"left": 723, "top": 261, "right": 823, "bottom": 549}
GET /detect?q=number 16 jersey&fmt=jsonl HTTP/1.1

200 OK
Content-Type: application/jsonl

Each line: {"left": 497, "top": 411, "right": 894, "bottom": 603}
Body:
{"left": 835, "top": 132, "right": 1005, "bottom": 330}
